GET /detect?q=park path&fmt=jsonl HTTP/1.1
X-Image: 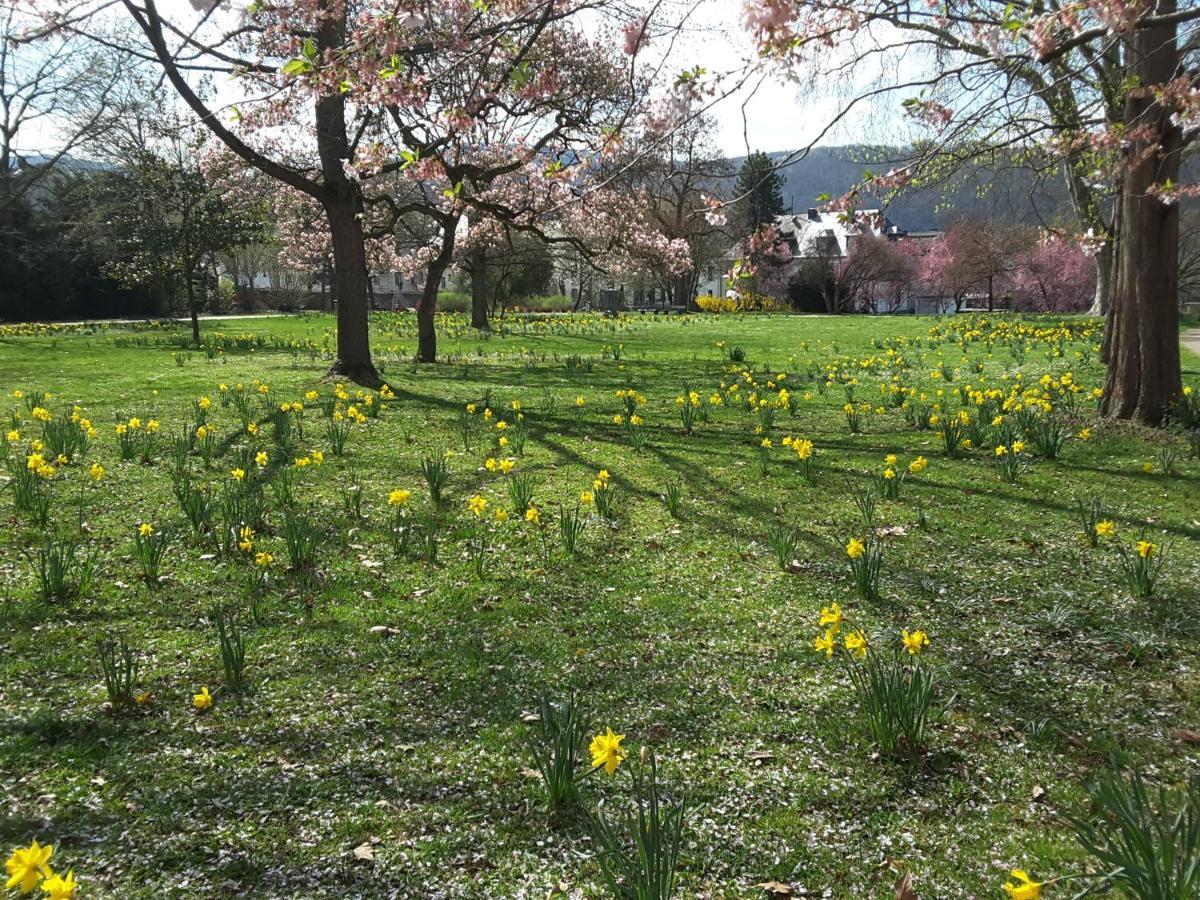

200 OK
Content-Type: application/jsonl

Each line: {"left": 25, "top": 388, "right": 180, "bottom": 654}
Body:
{"left": 46, "top": 312, "right": 290, "bottom": 327}
{"left": 1184, "top": 328, "right": 1200, "bottom": 359}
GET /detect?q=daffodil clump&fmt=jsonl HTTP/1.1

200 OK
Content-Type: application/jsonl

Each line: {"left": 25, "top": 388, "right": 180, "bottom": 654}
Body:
{"left": 845, "top": 535, "right": 883, "bottom": 602}
{"left": 813, "top": 604, "right": 938, "bottom": 758}
{"left": 1074, "top": 495, "right": 1108, "bottom": 547}
{"left": 871, "top": 453, "right": 928, "bottom": 500}
{"left": 463, "top": 494, "right": 492, "bottom": 576}
{"left": 1113, "top": 529, "right": 1168, "bottom": 599}
{"left": 132, "top": 522, "right": 169, "bottom": 588}
{"left": 590, "top": 469, "right": 616, "bottom": 519}
{"left": 674, "top": 389, "right": 704, "bottom": 434}
{"left": 993, "top": 440, "right": 1027, "bottom": 483}
{"left": 781, "top": 435, "right": 816, "bottom": 481}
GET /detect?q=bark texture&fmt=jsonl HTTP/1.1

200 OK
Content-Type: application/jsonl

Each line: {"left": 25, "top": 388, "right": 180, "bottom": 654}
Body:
{"left": 1101, "top": 0, "right": 1183, "bottom": 424}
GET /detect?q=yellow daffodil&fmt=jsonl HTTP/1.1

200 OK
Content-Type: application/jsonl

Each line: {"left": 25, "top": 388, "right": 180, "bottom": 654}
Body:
{"left": 818, "top": 602, "right": 842, "bottom": 631}
{"left": 813, "top": 629, "right": 835, "bottom": 658}
{"left": 255, "top": 551, "right": 273, "bottom": 568}
{"left": 40, "top": 869, "right": 76, "bottom": 900}
{"left": 525, "top": 505, "right": 540, "bottom": 525}
{"left": 1136, "top": 540, "right": 1157, "bottom": 558}
{"left": 89, "top": 463, "right": 105, "bottom": 481}
{"left": 580, "top": 491, "right": 594, "bottom": 505}
{"left": 230, "top": 468, "right": 246, "bottom": 481}
{"left": 902, "top": 629, "right": 930, "bottom": 655}
{"left": 255, "top": 451, "right": 268, "bottom": 467}
{"left": 193, "top": 687, "right": 213, "bottom": 711}
{"left": 1095, "top": 520, "right": 1115, "bottom": 538}
{"left": 4, "top": 839, "right": 53, "bottom": 893}
{"left": 137, "top": 523, "right": 154, "bottom": 538}
{"left": 466, "top": 495, "right": 488, "bottom": 516}
{"left": 588, "top": 727, "right": 626, "bottom": 775}
{"left": 1002, "top": 870, "right": 1042, "bottom": 900}
{"left": 846, "top": 537, "right": 865, "bottom": 559}
{"left": 388, "top": 488, "right": 411, "bottom": 507}
{"left": 844, "top": 630, "right": 869, "bottom": 659}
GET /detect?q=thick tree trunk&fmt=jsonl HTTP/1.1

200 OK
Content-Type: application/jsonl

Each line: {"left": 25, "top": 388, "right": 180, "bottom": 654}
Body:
{"left": 323, "top": 194, "right": 380, "bottom": 385}
{"left": 672, "top": 274, "right": 695, "bottom": 311}
{"left": 313, "top": 65, "right": 379, "bottom": 387}
{"left": 470, "top": 247, "right": 490, "bottom": 330}
{"left": 416, "top": 269, "right": 441, "bottom": 363}
{"left": 1101, "top": 3, "right": 1182, "bottom": 424}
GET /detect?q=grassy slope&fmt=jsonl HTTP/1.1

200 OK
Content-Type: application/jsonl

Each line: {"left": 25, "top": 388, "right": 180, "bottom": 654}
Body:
{"left": 0, "top": 311, "right": 1198, "bottom": 899}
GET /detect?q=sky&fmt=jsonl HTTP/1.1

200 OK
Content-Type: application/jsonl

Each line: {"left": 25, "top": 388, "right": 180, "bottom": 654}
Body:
{"left": 8, "top": 0, "right": 912, "bottom": 160}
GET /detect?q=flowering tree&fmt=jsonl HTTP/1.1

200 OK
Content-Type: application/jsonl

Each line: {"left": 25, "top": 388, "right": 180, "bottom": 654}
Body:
{"left": 88, "top": 140, "right": 267, "bottom": 344}
{"left": 742, "top": 0, "right": 1200, "bottom": 421}
{"left": 615, "top": 114, "right": 733, "bottom": 308}
{"left": 27, "top": 0, "right": 691, "bottom": 379}
{"left": 916, "top": 220, "right": 1028, "bottom": 312}
{"left": 1010, "top": 236, "right": 1097, "bottom": 312}
{"left": 833, "top": 233, "right": 917, "bottom": 313}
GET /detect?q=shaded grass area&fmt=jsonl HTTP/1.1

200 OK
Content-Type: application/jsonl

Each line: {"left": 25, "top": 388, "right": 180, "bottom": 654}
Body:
{"left": 0, "top": 311, "right": 1198, "bottom": 898}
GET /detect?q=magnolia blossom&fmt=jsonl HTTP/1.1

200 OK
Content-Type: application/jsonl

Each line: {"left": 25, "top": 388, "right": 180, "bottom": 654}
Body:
{"left": 622, "top": 15, "right": 649, "bottom": 55}
{"left": 701, "top": 195, "right": 727, "bottom": 226}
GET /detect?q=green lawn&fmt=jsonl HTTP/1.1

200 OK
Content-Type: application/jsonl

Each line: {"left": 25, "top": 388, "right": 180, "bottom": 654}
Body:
{"left": 1, "top": 311, "right": 1198, "bottom": 898}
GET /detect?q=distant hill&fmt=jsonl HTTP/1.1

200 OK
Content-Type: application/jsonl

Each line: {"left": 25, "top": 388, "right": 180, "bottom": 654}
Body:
{"left": 731, "top": 146, "right": 1075, "bottom": 232}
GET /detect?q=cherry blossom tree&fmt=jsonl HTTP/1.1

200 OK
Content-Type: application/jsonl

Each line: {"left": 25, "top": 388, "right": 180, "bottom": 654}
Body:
{"left": 916, "top": 219, "right": 1028, "bottom": 312}
{"left": 1010, "top": 236, "right": 1097, "bottom": 312}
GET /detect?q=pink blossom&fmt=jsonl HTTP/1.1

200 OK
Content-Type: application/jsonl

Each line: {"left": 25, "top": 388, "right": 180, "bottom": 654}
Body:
{"left": 622, "top": 16, "right": 649, "bottom": 55}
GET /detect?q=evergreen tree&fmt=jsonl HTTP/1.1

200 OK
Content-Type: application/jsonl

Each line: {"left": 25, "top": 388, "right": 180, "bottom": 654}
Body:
{"left": 734, "top": 151, "right": 785, "bottom": 236}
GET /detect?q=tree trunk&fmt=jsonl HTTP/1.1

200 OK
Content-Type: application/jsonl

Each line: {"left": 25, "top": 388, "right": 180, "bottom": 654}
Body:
{"left": 1101, "top": 3, "right": 1183, "bottom": 424}
{"left": 1088, "top": 238, "right": 1115, "bottom": 316}
{"left": 672, "top": 274, "right": 694, "bottom": 311}
{"left": 417, "top": 226, "right": 457, "bottom": 363}
{"left": 324, "top": 191, "right": 380, "bottom": 385}
{"left": 314, "top": 71, "right": 380, "bottom": 386}
{"left": 470, "top": 247, "right": 490, "bottom": 330}
{"left": 186, "top": 271, "right": 200, "bottom": 345}
{"left": 416, "top": 264, "right": 443, "bottom": 363}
